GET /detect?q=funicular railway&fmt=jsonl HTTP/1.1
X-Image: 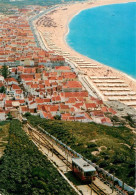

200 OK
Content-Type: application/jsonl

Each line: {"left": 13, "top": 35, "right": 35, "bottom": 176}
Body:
{"left": 21, "top": 118, "right": 108, "bottom": 194}
{"left": 27, "top": 125, "right": 72, "bottom": 169}
{"left": 20, "top": 116, "right": 134, "bottom": 195}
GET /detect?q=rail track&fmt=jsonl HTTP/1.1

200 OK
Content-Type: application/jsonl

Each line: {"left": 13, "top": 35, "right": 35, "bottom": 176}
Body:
{"left": 28, "top": 127, "right": 72, "bottom": 168}
{"left": 24, "top": 123, "right": 109, "bottom": 195}
{"left": 90, "top": 183, "right": 107, "bottom": 195}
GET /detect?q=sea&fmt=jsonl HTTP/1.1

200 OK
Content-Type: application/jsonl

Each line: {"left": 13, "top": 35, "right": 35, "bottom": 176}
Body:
{"left": 66, "top": 2, "right": 136, "bottom": 79}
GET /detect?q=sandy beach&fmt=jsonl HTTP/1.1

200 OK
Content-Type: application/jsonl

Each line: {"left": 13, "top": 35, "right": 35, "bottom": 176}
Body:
{"left": 35, "top": 0, "right": 136, "bottom": 106}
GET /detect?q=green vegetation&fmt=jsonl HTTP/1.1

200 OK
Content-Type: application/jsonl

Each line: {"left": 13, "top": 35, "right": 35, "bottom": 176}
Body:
{"left": 123, "top": 114, "right": 136, "bottom": 128}
{"left": 0, "top": 120, "right": 77, "bottom": 195}
{"left": 0, "top": 0, "right": 62, "bottom": 9}
{"left": 54, "top": 115, "right": 61, "bottom": 120}
{"left": 24, "top": 112, "right": 31, "bottom": 117}
{"left": 7, "top": 113, "right": 13, "bottom": 120}
{"left": 0, "top": 65, "right": 9, "bottom": 79}
{"left": 0, "top": 3, "right": 18, "bottom": 14}
{"left": 0, "top": 0, "right": 86, "bottom": 10}
{"left": 0, "top": 86, "right": 6, "bottom": 93}
{"left": 27, "top": 116, "right": 135, "bottom": 187}
{"left": 0, "top": 122, "right": 9, "bottom": 158}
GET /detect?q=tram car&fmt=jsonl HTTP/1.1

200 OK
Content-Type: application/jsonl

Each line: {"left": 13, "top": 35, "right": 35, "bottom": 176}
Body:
{"left": 72, "top": 157, "right": 96, "bottom": 182}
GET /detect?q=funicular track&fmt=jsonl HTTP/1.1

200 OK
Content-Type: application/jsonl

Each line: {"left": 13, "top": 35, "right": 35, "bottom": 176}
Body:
{"left": 24, "top": 123, "right": 111, "bottom": 195}
{"left": 27, "top": 124, "right": 72, "bottom": 168}
{"left": 90, "top": 183, "right": 107, "bottom": 195}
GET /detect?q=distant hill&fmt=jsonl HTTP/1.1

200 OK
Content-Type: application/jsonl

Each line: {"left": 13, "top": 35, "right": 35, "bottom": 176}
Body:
{"left": 0, "top": 0, "right": 85, "bottom": 8}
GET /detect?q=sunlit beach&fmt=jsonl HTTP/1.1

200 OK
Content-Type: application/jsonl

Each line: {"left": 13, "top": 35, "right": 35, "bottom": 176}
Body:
{"left": 36, "top": 0, "right": 136, "bottom": 108}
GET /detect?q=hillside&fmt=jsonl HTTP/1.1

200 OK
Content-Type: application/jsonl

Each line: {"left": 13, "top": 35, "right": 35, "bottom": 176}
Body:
{"left": 0, "top": 121, "right": 9, "bottom": 158}
{"left": 0, "top": 0, "right": 84, "bottom": 8}
{"left": 0, "top": 120, "right": 77, "bottom": 195}
{"left": 27, "top": 115, "right": 135, "bottom": 188}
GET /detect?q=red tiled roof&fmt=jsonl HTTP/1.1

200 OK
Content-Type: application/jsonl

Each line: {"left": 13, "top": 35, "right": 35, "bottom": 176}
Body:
{"left": 55, "top": 66, "right": 70, "bottom": 70}
{"left": 52, "top": 96, "right": 61, "bottom": 102}
{"left": 85, "top": 103, "right": 97, "bottom": 109}
{"left": 63, "top": 81, "right": 82, "bottom": 89}
{"left": 20, "top": 75, "right": 34, "bottom": 80}
{"left": 19, "top": 100, "right": 25, "bottom": 104}
{"left": 74, "top": 103, "right": 83, "bottom": 108}
{"left": 60, "top": 104, "right": 69, "bottom": 110}
{"left": 44, "top": 80, "right": 50, "bottom": 86}
{"left": 0, "top": 94, "right": 6, "bottom": 100}
{"left": 12, "top": 84, "right": 21, "bottom": 90}
{"left": 44, "top": 98, "right": 51, "bottom": 102}
{"left": 61, "top": 72, "right": 76, "bottom": 79}
{"left": 5, "top": 100, "right": 13, "bottom": 107}
{"left": 0, "top": 109, "right": 5, "bottom": 113}
{"left": 66, "top": 97, "right": 77, "bottom": 103}
{"left": 101, "top": 117, "right": 111, "bottom": 124}
{"left": 95, "top": 99, "right": 103, "bottom": 105}
{"left": 108, "top": 108, "right": 117, "bottom": 115}
{"left": 6, "top": 77, "right": 18, "bottom": 83}
{"left": 61, "top": 91, "right": 88, "bottom": 98}
{"left": 50, "top": 106, "right": 59, "bottom": 112}
{"left": 61, "top": 113, "right": 71, "bottom": 120}
{"left": 21, "top": 106, "right": 29, "bottom": 112}
{"left": 42, "top": 111, "right": 53, "bottom": 120}
{"left": 31, "top": 84, "right": 38, "bottom": 89}
{"left": 16, "top": 90, "right": 22, "bottom": 94}
{"left": 23, "top": 68, "right": 36, "bottom": 74}
{"left": 92, "top": 110, "right": 104, "bottom": 117}
{"left": 35, "top": 99, "right": 44, "bottom": 104}
{"left": 101, "top": 107, "right": 108, "bottom": 113}
{"left": 37, "top": 105, "right": 44, "bottom": 111}
{"left": 44, "top": 105, "right": 59, "bottom": 112}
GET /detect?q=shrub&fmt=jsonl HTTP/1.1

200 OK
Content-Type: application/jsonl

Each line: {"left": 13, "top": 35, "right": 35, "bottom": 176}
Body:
{"left": 54, "top": 115, "right": 61, "bottom": 120}
{"left": 87, "top": 143, "right": 97, "bottom": 148}
{"left": 99, "top": 161, "right": 108, "bottom": 168}
{"left": 24, "top": 112, "right": 31, "bottom": 117}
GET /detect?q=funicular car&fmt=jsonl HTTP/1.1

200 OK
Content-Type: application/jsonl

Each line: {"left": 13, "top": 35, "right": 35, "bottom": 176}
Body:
{"left": 72, "top": 157, "right": 96, "bottom": 182}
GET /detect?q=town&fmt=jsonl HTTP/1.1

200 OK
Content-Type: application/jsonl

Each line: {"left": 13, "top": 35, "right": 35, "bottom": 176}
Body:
{"left": 0, "top": 10, "right": 117, "bottom": 125}
{"left": 0, "top": 2, "right": 135, "bottom": 195}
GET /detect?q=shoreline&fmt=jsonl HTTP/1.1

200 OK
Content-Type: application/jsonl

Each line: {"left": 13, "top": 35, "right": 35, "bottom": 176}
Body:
{"left": 35, "top": 0, "right": 136, "bottom": 107}
{"left": 63, "top": 0, "right": 136, "bottom": 81}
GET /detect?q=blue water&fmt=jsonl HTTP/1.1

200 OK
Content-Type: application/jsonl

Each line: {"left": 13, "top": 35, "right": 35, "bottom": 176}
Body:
{"left": 66, "top": 2, "right": 136, "bottom": 78}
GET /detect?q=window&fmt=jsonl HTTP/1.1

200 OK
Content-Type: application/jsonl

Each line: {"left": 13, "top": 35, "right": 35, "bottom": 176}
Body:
{"left": 84, "top": 171, "right": 93, "bottom": 176}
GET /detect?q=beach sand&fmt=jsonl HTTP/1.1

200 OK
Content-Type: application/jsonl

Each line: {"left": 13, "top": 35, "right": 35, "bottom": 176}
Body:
{"left": 35, "top": 0, "right": 136, "bottom": 104}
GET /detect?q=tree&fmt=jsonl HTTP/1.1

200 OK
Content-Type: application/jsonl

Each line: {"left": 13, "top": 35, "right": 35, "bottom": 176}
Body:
{"left": 24, "top": 112, "right": 31, "bottom": 117}
{"left": 0, "top": 86, "right": 6, "bottom": 93}
{"left": 54, "top": 115, "right": 61, "bottom": 120}
{"left": 7, "top": 113, "right": 13, "bottom": 120}
{"left": 1, "top": 65, "right": 9, "bottom": 79}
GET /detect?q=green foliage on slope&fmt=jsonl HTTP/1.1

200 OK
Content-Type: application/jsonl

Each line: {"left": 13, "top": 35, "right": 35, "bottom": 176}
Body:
{"left": 27, "top": 116, "right": 135, "bottom": 188}
{"left": 0, "top": 120, "right": 77, "bottom": 195}
{"left": 0, "top": 0, "right": 85, "bottom": 8}
{"left": 1, "top": 65, "right": 9, "bottom": 79}
{"left": 0, "top": 122, "right": 9, "bottom": 152}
